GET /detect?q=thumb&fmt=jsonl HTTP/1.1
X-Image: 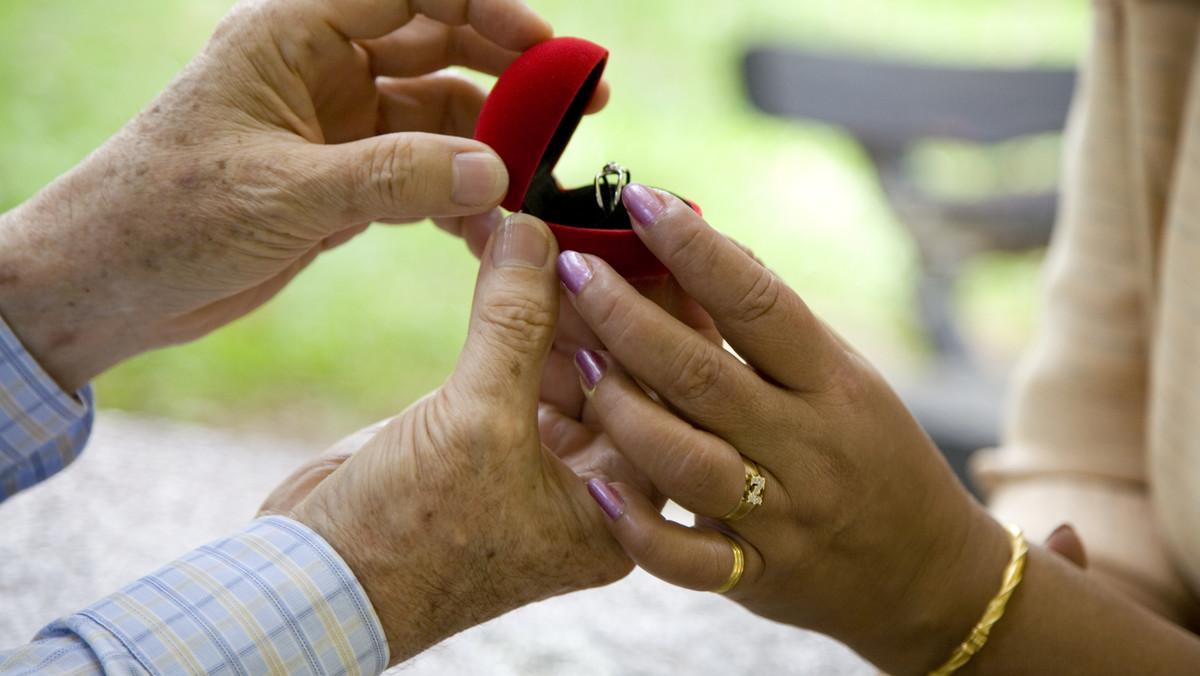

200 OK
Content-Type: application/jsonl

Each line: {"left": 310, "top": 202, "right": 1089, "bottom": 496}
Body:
{"left": 453, "top": 213, "right": 560, "bottom": 408}
{"left": 310, "top": 132, "right": 508, "bottom": 224}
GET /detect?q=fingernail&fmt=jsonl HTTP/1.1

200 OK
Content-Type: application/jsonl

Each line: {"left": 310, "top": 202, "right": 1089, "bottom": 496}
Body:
{"left": 557, "top": 250, "right": 593, "bottom": 294}
{"left": 1048, "top": 523, "right": 1075, "bottom": 540}
{"left": 622, "top": 182, "right": 664, "bottom": 227}
{"left": 575, "top": 349, "right": 607, "bottom": 393}
{"left": 1044, "top": 522, "right": 1088, "bottom": 568}
{"left": 453, "top": 152, "right": 507, "bottom": 207}
{"left": 587, "top": 478, "right": 624, "bottom": 520}
{"left": 492, "top": 214, "right": 549, "bottom": 268}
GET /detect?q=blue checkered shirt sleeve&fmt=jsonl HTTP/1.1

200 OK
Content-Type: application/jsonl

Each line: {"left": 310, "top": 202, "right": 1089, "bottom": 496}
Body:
{"left": 0, "top": 516, "right": 390, "bottom": 675}
{"left": 0, "top": 311, "right": 94, "bottom": 502}
{"left": 0, "top": 314, "right": 389, "bottom": 673}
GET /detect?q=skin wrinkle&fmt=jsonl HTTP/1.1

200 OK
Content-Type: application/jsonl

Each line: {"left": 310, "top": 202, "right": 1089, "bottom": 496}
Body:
{"left": 581, "top": 276, "right": 627, "bottom": 343}
{"left": 475, "top": 295, "right": 556, "bottom": 357}
{"left": 228, "top": 28, "right": 323, "bottom": 140}
{"left": 664, "top": 343, "right": 730, "bottom": 411}
{"left": 371, "top": 137, "right": 416, "bottom": 212}
{"left": 666, "top": 217, "right": 725, "bottom": 281}
{"left": 668, "top": 442, "right": 724, "bottom": 505}
{"left": 722, "top": 270, "right": 783, "bottom": 331}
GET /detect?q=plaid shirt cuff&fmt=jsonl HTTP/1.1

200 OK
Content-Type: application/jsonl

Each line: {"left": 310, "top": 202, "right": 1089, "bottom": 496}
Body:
{"left": 3, "top": 516, "right": 389, "bottom": 675}
{"left": 0, "top": 311, "right": 93, "bottom": 502}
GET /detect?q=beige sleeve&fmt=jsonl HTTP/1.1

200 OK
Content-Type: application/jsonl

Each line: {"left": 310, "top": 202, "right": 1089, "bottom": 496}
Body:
{"left": 972, "top": 0, "right": 1200, "bottom": 626}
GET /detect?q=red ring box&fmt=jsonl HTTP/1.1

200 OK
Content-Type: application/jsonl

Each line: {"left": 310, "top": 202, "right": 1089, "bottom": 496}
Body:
{"left": 475, "top": 37, "right": 694, "bottom": 278}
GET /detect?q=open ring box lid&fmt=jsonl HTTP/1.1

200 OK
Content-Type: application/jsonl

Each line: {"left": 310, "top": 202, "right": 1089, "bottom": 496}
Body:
{"left": 475, "top": 37, "right": 687, "bottom": 278}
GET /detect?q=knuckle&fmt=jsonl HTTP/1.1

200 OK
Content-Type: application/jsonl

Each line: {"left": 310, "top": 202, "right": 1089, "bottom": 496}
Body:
{"left": 660, "top": 438, "right": 724, "bottom": 500}
{"left": 416, "top": 393, "right": 525, "bottom": 474}
{"left": 623, "top": 522, "right": 680, "bottom": 576}
{"left": 476, "top": 295, "right": 555, "bottom": 354}
{"left": 728, "top": 268, "right": 783, "bottom": 326}
{"left": 813, "top": 351, "right": 875, "bottom": 408}
{"left": 369, "top": 138, "right": 420, "bottom": 208}
{"left": 666, "top": 346, "right": 725, "bottom": 404}
{"left": 662, "top": 223, "right": 721, "bottom": 273}
{"left": 466, "top": 411, "right": 526, "bottom": 466}
{"left": 585, "top": 283, "right": 635, "bottom": 343}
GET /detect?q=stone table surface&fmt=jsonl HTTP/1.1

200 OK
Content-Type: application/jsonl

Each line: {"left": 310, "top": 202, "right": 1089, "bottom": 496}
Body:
{"left": 0, "top": 411, "right": 874, "bottom": 675}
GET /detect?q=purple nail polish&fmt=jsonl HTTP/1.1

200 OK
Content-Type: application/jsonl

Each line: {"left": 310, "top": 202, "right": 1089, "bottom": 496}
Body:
{"left": 557, "top": 250, "right": 593, "bottom": 294}
{"left": 622, "top": 182, "right": 664, "bottom": 227}
{"left": 587, "top": 478, "right": 624, "bottom": 520}
{"left": 574, "top": 349, "right": 607, "bottom": 391}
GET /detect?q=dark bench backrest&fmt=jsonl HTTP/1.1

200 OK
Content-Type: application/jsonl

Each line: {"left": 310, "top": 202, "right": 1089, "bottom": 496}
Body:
{"left": 743, "top": 47, "right": 1077, "bottom": 153}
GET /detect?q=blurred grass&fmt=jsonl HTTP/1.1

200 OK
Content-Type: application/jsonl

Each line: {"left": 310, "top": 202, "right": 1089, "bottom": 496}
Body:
{"left": 0, "top": 0, "right": 1089, "bottom": 440}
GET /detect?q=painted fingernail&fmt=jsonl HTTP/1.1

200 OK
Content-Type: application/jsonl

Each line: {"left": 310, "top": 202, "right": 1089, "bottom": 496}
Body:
{"left": 492, "top": 214, "right": 549, "bottom": 268}
{"left": 575, "top": 349, "right": 607, "bottom": 393}
{"left": 453, "top": 152, "right": 506, "bottom": 207}
{"left": 587, "top": 478, "right": 624, "bottom": 520}
{"left": 557, "top": 250, "right": 593, "bottom": 294}
{"left": 622, "top": 182, "right": 664, "bottom": 227}
{"left": 1044, "top": 522, "right": 1089, "bottom": 568}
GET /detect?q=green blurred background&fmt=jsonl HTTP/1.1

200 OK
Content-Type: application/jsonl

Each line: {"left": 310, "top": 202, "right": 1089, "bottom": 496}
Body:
{"left": 0, "top": 0, "right": 1089, "bottom": 443}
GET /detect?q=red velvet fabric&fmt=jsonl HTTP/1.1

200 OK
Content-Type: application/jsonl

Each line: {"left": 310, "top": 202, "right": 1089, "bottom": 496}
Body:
{"left": 475, "top": 37, "right": 606, "bottom": 213}
{"left": 475, "top": 37, "right": 668, "bottom": 278}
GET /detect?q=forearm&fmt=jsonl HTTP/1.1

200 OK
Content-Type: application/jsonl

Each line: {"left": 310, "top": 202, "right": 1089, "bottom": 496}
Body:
{"left": 956, "top": 545, "right": 1200, "bottom": 675}
{"left": 0, "top": 142, "right": 156, "bottom": 392}
{"left": 983, "top": 477, "right": 1200, "bottom": 628}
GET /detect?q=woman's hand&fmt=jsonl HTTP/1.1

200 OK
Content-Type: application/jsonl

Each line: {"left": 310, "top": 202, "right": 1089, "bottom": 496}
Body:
{"left": 258, "top": 214, "right": 648, "bottom": 666}
{"left": 0, "top": 0, "right": 561, "bottom": 392}
{"left": 556, "top": 184, "right": 1016, "bottom": 674}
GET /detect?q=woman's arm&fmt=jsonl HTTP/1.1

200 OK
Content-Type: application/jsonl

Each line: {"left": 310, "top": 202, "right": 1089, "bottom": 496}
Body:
{"left": 559, "top": 184, "right": 1200, "bottom": 674}
{"left": 974, "top": 0, "right": 1200, "bottom": 628}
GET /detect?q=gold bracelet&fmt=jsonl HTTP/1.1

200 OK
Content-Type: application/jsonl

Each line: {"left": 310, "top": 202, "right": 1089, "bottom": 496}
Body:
{"left": 928, "top": 523, "right": 1028, "bottom": 676}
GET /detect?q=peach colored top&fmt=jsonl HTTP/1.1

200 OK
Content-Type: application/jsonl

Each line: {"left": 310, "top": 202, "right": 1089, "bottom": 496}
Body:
{"left": 974, "top": 0, "right": 1200, "bottom": 626}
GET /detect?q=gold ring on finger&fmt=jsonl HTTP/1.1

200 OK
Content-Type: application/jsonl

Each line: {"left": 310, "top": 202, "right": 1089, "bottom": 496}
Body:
{"left": 712, "top": 533, "right": 745, "bottom": 594}
{"left": 720, "top": 455, "right": 766, "bottom": 521}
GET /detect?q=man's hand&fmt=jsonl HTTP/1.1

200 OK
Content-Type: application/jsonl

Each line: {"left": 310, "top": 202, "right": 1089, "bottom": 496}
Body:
{"left": 0, "top": 0, "right": 553, "bottom": 392}
{"left": 260, "top": 214, "right": 646, "bottom": 665}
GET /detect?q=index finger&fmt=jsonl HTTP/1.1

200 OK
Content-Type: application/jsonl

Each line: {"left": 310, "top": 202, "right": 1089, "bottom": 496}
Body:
{"left": 361, "top": 21, "right": 528, "bottom": 80}
{"left": 621, "top": 183, "right": 845, "bottom": 394}
{"left": 558, "top": 250, "right": 776, "bottom": 445}
{"left": 304, "top": 0, "right": 553, "bottom": 49}
{"left": 365, "top": 21, "right": 611, "bottom": 108}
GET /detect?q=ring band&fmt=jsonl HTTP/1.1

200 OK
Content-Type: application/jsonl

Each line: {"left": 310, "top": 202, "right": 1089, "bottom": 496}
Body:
{"left": 720, "top": 455, "right": 766, "bottom": 520}
{"left": 712, "top": 534, "right": 745, "bottom": 594}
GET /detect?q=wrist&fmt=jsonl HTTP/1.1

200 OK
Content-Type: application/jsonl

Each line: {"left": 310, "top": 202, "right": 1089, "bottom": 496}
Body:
{"left": 0, "top": 205, "right": 133, "bottom": 392}
{"left": 892, "top": 505, "right": 1013, "bottom": 674}
{"left": 292, "top": 488, "right": 437, "bottom": 667}
{"left": 927, "top": 524, "right": 1028, "bottom": 675}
